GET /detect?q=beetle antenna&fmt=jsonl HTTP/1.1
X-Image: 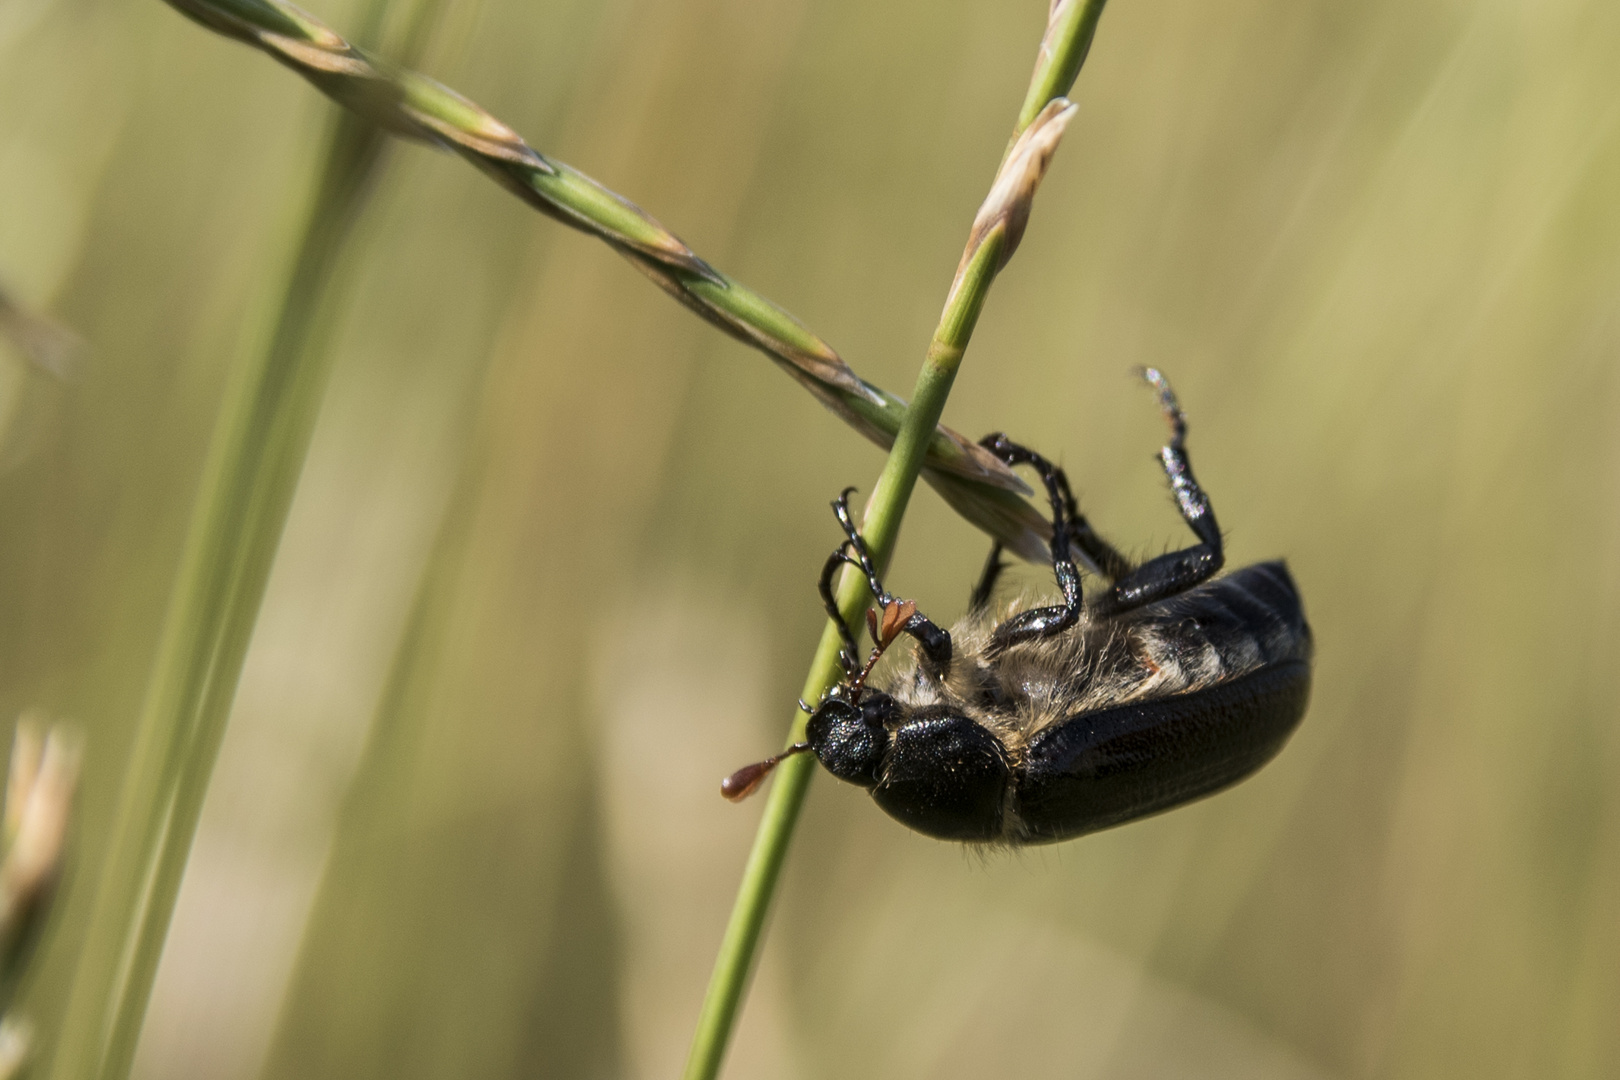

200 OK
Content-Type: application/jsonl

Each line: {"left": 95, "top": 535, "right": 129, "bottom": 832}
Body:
{"left": 847, "top": 644, "right": 888, "bottom": 702}
{"left": 720, "top": 743, "right": 813, "bottom": 801}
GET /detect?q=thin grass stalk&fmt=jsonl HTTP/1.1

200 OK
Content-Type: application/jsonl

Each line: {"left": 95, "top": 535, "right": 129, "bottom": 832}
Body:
{"left": 680, "top": 4, "right": 1107, "bottom": 1078}
{"left": 45, "top": 2, "right": 441, "bottom": 1076}
{"left": 150, "top": 0, "right": 1080, "bottom": 560}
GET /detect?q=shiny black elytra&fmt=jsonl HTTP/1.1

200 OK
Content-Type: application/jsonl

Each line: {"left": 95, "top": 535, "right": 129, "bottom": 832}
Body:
{"left": 723, "top": 370, "right": 1313, "bottom": 845}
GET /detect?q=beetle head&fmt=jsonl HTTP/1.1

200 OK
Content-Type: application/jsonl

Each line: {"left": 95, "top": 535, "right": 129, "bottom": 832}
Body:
{"left": 805, "top": 689, "right": 898, "bottom": 788}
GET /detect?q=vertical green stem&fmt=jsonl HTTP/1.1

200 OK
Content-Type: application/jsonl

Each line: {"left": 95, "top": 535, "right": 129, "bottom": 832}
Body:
{"left": 1014, "top": 0, "right": 1107, "bottom": 134}
{"left": 682, "top": 3, "right": 1107, "bottom": 1075}
{"left": 47, "top": 4, "right": 429, "bottom": 1075}
{"left": 680, "top": 239, "right": 1010, "bottom": 1080}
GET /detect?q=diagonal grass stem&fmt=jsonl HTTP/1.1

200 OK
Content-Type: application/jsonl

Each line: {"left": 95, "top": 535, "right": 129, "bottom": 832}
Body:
{"left": 153, "top": 0, "right": 1082, "bottom": 560}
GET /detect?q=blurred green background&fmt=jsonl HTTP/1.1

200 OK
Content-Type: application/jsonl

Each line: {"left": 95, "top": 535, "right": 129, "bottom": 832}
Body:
{"left": 3, "top": 0, "right": 1619, "bottom": 1077}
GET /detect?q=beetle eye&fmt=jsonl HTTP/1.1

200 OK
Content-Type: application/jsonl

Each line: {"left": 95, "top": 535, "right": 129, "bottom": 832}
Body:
{"left": 860, "top": 691, "right": 902, "bottom": 729}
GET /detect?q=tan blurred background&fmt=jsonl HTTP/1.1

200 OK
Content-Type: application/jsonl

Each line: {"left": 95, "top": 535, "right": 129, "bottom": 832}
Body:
{"left": 2, "top": 0, "right": 1619, "bottom": 1077}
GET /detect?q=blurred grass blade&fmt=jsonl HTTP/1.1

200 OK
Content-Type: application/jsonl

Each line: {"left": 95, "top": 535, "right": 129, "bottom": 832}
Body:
{"left": 50, "top": 115, "right": 379, "bottom": 1080}
{"left": 0, "top": 717, "right": 81, "bottom": 1010}
{"left": 0, "top": 1018, "right": 28, "bottom": 1080}
{"left": 0, "top": 716, "right": 82, "bottom": 1080}
{"left": 0, "top": 286, "right": 82, "bottom": 380}
{"left": 45, "top": 1, "right": 441, "bottom": 1076}
{"left": 681, "top": 4, "right": 1104, "bottom": 1079}
{"left": 157, "top": 0, "right": 1064, "bottom": 546}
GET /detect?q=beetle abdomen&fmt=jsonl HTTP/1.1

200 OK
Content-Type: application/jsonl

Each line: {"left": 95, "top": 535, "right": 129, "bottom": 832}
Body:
{"left": 1141, "top": 560, "right": 1309, "bottom": 669}
{"left": 1013, "top": 657, "right": 1311, "bottom": 844}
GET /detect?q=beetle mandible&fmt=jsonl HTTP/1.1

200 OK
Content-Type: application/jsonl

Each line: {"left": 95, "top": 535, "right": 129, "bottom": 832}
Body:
{"left": 723, "top": 369, "right": 1313, "bottom": 844}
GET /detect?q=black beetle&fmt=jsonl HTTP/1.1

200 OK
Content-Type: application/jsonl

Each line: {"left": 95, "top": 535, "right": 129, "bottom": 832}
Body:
{"left": 723, "top": 369, "right": 1312, "bottom": 845}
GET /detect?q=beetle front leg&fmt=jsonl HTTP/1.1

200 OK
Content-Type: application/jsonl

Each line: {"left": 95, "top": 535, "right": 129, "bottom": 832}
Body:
{"left": 827, "top": 489, "right": 952, "bottom": 672}
{"left": 817, "top": 544, "right": 864, "bottom": 678}
{"left": 1095, "top": 368, "right": 1224, "bottom": 615}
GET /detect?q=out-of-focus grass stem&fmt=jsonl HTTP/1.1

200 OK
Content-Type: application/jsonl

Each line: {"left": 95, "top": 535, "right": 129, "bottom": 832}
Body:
{"left": 680, "top": 5, "right": 1105, "bottom": 1079}
{"left": 46, "top": 2, "right": 443, "bottom": 1078}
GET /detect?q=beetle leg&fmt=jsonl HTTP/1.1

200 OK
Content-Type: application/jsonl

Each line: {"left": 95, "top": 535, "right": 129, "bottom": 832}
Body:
{"left": 817, "top": 543, "right": 863, "bottom": 677}
{"left": 968, "top": 541, "right": 1006, "bottom": 612}
{"left": 978, "top": 434, "right": 1085, "bottom": 650}
{"left": 1049, "top": 463, "right": 1135, "bottom": 581}
{"left": 976, "top": 433, "right": 1134, "bottom": 582}
{"left": 827, "top": 488, "right": 952, "bottom": 672}
{"left": 1094, "top": 368, "right": 1224, "bottom": 615}
{"left": 969, "top": 438, "right": 1134, "bottom": 612}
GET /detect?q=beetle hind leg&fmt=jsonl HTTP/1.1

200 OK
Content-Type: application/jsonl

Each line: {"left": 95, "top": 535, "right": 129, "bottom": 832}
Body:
{"left": 968, "top": 540, "right": 1006, "bottom": 612}
{"left": 1096, "top": 368, "right": 1224, "bottom": 615}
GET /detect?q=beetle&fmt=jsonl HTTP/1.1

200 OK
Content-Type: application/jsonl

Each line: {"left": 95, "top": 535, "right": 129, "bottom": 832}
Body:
{"left": 722, "top": 369, "right": 1312, "bottom": 845}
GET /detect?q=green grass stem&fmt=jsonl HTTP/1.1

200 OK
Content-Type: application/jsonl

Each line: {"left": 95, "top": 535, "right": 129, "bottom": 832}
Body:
{"left": 682, "top": 5, "right": 1106, "bottom": 1077}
